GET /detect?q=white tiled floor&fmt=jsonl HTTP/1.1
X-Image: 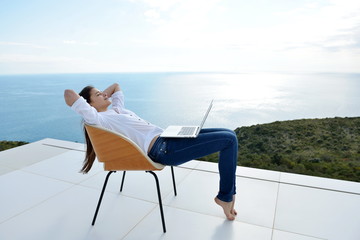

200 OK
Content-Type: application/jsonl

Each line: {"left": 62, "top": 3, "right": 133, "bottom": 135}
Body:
{"left": 0, "top": 138, "right": 359, "bottom": 240}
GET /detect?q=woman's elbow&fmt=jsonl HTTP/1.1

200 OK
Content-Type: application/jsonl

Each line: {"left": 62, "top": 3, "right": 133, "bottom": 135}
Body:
{"left": 64, "top": 89, "right": 79, "bottom": 106}
{"left": 114, "top": 83, "right": 121, "bottom": 92}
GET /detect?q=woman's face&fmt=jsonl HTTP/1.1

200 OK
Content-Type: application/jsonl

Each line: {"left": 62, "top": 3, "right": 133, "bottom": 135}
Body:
{"left": 89, "top": 88, "right": 111, "bottom": 112}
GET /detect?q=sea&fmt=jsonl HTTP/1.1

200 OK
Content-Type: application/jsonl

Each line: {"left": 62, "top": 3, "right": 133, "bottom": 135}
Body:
{"left": 1, "top": 72, "right": 359, "bottom": 143}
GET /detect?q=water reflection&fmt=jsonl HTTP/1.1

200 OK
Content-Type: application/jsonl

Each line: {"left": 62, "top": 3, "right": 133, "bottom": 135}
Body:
{"left": 144, "top": 72, "right": 360, "bottom": 129}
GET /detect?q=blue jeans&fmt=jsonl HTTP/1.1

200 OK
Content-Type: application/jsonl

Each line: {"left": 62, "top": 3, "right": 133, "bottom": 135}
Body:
{"left": 148, "top": 128, "right": 238, "bottom": 202}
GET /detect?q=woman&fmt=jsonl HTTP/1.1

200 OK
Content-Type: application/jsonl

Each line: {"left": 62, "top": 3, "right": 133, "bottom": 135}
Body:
{"left": 64, "top": 83, "right": 238, "bottom": 220}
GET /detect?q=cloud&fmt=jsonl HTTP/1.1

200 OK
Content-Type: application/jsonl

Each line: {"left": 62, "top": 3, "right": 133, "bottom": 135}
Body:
{"left": 63, "top": 40, "right": 77, "bottom": 44}
{"left": 137, "top": 0, "right": 181, "bottom": 11}
{"left": 0, "top": 54, "right": 84, "bottom": 63}
{"left": 131, "top": 0, "right": 223, "bottom": 48}
{"left": 133, "top": 0, "right": 360, "bottom": 54}
{"left": 143, "top": 9, "right": 166, "bottom": 25}
{"left": 144, "top": 9, "right": 160, "bottom": 19}
{"left": 63, "top": 40, "right": 99, "bottom": 46}
{"left": 0, "top": 41, "right": 49, "bottom": 49}
{"left": 268, "top": 0, "right": 360, "bottom": 52}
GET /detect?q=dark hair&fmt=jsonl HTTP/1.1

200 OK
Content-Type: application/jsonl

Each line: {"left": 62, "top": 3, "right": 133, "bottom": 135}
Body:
{"left": 79, "top": 85, "right": 96, "bottom": 174}
{"left": 79, "top": 85, "right": 94, "bottom": 104}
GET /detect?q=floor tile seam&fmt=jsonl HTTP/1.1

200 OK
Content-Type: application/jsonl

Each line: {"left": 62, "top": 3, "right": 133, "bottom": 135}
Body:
{"left": 77, "top": 181, "right": 174, "bottom": 206}
{"left": 19, "top": 168, "right": 86, "bottom": 185}
{"left": 69, "top": 168, "right": 106, "bottom": 185}
{"left": 74, "top": 173, "right": 137, "bottom": 195}
{"left": 108, "top": 190, "right": 174, "bottom": 206}
{"left": 175, "top": 160, "right": 202, "bottom": 171}
{"left": 0, "top": 151, "right": 73, "bottom": 172}
{"left": 0, "top": 163, "right": 16, "bottom": 171}
{"left": 161, "top": 204, "right": 274, "bottom": 230}
{"left": 170, "top": 166, "right": 197, "bottom": 187}
{"left": 41, "top": 143, "right": 85, "bottom": 152}
{"left": 270, "top": 181, "right": 281, "bottom": 240}
{"left": 121, "top": 204, "right": 161, "bottom": 240}
{"left": 0, "top": 170, "right": 14, "bottom": 177}
{"left": 0, "top": 161, "right": 38, "bottom": 171}
{"left": 0, "top": 162, "right": 14, "bottom": 167}
{"left": 0, "top": 183, "right": 78, "bottom": 225}
{"left": 137, "top": 166, "right": 194, "bottom": 191}
{"left": 279, "top": 181, "right": 360, "bottom": 196}
{"left": 76, "top": 180, "right": 204, "bottom": 212}
{"left": 77, "top": 170, "right": 180, "bottom": 201}
{"left": 272, "top": 227, "right": 327, "bottom": 240}
{"left": 76, "top": 172, "right": 124, "bottom": 193}
{"left": 156, "top": 204, "right": 226, "bottom": 222}
{"left": 180, "top": 166, "right": 360, "bottom": 195}
{"left": 76, "top": 176, "right": 191, "bottom": 210}
{"left": 275, "top": 176, "right": 360, "bottom": 195}
{"left": 119, "top": 204, "right": 273, "bottom": 240}
{"left": 70, "top": 183, "right": 152, "bottom": 203}
{"left": 181, "top": 160, "right": 202, "bottom": 168}
{"left": 178, "top": 165, "right": 281, "bottom": 183}
{"left": 19, "top": 165, "right": 105, "bottom": 187}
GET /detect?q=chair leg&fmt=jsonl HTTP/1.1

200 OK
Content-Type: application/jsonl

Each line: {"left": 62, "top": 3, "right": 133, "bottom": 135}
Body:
{"left": 146, "top": 171, "right": 166, "bottom": 233}
{"left": 120, "top": 171, "right": 126, "bottom": 192}
{"left": 92, "top": 171, "right": 116, "bottom": 226}
{"left": 171, "top": 166, "right": 177, "bottom": 196}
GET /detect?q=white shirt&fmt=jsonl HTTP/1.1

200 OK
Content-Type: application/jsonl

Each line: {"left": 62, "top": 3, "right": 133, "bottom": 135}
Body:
{"left": 71, "top": 91, "right": 163, "bottom": 153}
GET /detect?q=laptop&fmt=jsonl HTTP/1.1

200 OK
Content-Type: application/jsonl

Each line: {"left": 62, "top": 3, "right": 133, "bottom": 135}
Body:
{"left": 160, "top": 100, "right": 213, "bottom": 138}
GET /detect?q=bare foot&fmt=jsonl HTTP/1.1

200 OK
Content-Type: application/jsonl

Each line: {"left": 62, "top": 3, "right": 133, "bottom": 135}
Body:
{"left": 214, "top": 197, "right": 236, "bottom": 221}
{"left": 231, "top": 208, "right": 238, "bottom": 216}
{"left": 231, "top": 195, "right": 237, "bottom": 216}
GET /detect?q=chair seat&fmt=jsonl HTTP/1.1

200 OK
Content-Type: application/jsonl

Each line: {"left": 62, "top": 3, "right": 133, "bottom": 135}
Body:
{"left": 85, "top": 124, "right": 164, "bottom": 171}
{"left": 84, "top": 123, "right": 176, "bottom": 233}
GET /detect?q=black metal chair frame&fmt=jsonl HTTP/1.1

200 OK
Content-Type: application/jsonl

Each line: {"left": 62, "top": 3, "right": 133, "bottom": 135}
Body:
{"left": 91, "top": 166, "right": 177, "bottom": 233}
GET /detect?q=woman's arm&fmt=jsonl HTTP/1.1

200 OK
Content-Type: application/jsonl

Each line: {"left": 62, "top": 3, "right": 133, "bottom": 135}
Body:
{"left": 65, "top": 89, "right": 101, "bottom": 125}
{"left": 64, "top": 89, "right": 80, "bottom": 106}
{"left": 103, "top": 83, "right": 121, "bottom": 98}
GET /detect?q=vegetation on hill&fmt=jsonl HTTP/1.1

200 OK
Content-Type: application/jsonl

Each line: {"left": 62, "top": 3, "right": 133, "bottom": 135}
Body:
{"left": 199, "top": 117, "right": 360, "bottom": 182}
{"left": 0, "top": 141, "right": 28, "bottom": 151}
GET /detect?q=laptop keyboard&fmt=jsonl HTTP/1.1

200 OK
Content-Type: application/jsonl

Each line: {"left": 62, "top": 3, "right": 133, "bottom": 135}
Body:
{"left": 178, "top": 127, "right": 196, "bottom": 136}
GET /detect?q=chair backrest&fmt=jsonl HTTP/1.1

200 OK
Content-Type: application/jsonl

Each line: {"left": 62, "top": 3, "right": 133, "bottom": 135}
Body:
{"left": 84, "top": 124, "right": 164, "bottom": 171}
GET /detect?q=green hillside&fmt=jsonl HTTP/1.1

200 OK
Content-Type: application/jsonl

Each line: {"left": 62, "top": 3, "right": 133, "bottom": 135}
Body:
{"left": 0, "top": 141, "right": 28, "bottom": 151}
{"left": 200, "top": 117, "right": 360, "bottom": 182}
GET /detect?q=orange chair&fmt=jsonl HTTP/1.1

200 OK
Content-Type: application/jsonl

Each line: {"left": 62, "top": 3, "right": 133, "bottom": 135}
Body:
{"left": 84, "top": 124, "right": 177, "bottom": 233}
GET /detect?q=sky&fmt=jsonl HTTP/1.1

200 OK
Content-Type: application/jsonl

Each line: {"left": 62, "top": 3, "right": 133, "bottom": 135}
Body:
{"left": 0, "top": 0, "right": 359, "bottom": 74}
